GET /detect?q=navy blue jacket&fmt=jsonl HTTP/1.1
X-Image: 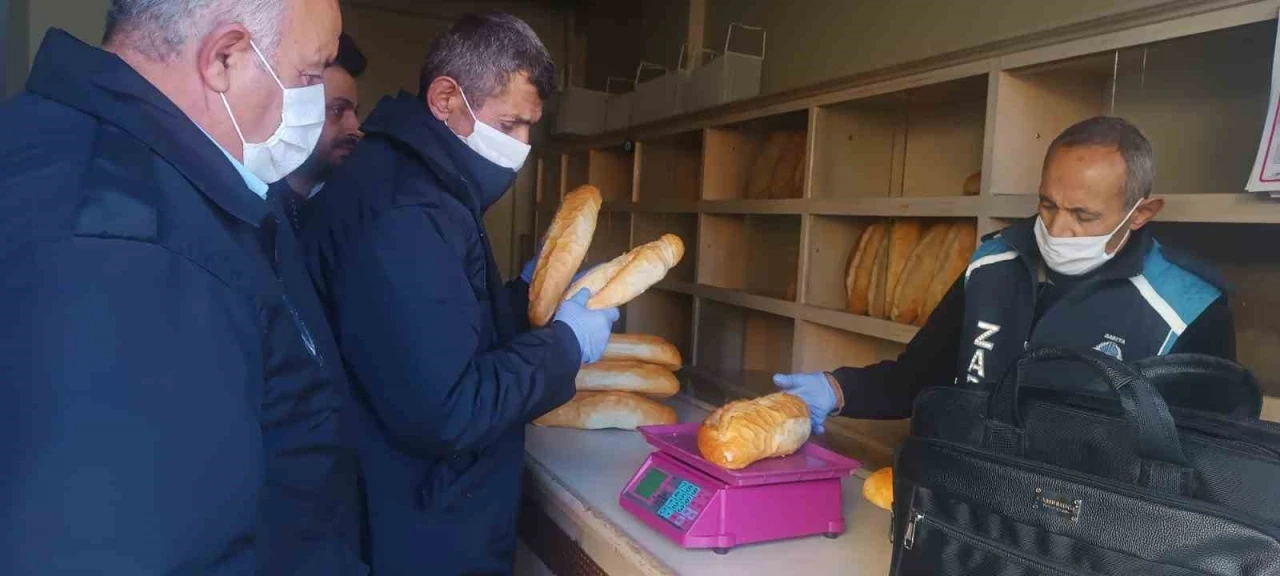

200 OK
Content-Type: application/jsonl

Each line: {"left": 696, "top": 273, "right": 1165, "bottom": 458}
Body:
{"left": 834, "top": 218, "right": 1233, "bottom": 419}
{"left": 0, "top": 31, "right": 364, "bottom": 574}
{"left": 300, "top": 93, "right": 581, "bottom": 575}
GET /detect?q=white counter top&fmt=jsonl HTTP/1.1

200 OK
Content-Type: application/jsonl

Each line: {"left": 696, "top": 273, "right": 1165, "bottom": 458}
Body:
{"left": 523, "top": 395, "right": 894, "bottom": 576}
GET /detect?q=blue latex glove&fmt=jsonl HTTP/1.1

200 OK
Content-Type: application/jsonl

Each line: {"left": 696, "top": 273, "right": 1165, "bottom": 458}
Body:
{"left": 774, "top": 372, "right": 839, "bottom": 434}
{"left": 554, "top": 289, "right": 620, "bottom": 364}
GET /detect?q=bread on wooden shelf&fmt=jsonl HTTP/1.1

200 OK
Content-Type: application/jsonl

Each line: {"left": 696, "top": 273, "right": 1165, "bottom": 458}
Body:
{"left": 963, "top": 171, "right": 982, "bottom": 196}
{"left": 889, "top": 222, "right": 949, "bottom": 325}
{"left": 747, "top": 133, "right": 789, "bottom": 199}
{"left": 846, "top": 222, "right": 888, "bottom": 316}
{"left": 862, "top": 467, "right": 894, "bottom": 510}
{"left": 770, "top": 133, "right": 806, "bottom": 199}
{"left": 867, "top": 224, "right": 893, "bottom": 319}
{"left": 563, "top": 234, "right": 685, "bottom": 309}
{"left": 791, "top": 134, "right": 807, "bottom": 198}
{"left": 535, "top": 391, "right": 677, "bottom": 430}
{"left": 698, "top": 392, "right": 811, "bottom": 470}
{"left": 602, "top": 334, "right": 683, "bottom": 370}
{"left": 576, "top": 360, "right": 680, "bottom": 398}
{"left": 923, "top": 222, "right": 978, "bottom": 322}
{"left": 529, "top": 185, "right": 601, "bottom": 327}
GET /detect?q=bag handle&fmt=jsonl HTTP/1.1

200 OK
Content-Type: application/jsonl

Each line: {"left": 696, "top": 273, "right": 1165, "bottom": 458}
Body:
{"left": 988, "top": 347, "right": 1190, "bottom": 493}
{"left": 725, "top": 22, "right": 767, "bottom": 59}
{"left": 1133, "top": 354, "right": 1261, "bottom": 419}
{"left": 633, "top": 61, "right": 669, "bottom": 86}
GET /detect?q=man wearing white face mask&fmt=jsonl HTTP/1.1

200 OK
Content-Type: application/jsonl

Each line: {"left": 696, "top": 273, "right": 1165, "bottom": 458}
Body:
{"left": 774, "top": 116, "right": 1233, "bottom": 432}
{"left": 0, "top": 1, "right": 367, "bottom": 574}
{"left": 299, "top": 12, "right": 618, "bottom": 575}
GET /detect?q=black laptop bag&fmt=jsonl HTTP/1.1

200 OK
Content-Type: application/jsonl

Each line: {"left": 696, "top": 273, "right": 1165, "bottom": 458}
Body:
{"left": 890, "top": 347, "right": 1280, "bottom": 575}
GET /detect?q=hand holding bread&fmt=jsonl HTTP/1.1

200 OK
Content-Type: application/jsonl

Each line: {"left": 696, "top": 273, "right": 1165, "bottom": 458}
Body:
{"left": 565, "top": 234, "right": 685, "bottom": 309}
{"left": 529, "top": 186, "right": 602, "bottom": 327}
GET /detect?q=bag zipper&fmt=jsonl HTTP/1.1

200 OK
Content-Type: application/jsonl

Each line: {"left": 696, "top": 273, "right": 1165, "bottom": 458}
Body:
{"left": 930, "top": 439, "right": 1280, "bottom": 540}
{"left": 905, "top": 510, "right": 1088, "bottom": 576}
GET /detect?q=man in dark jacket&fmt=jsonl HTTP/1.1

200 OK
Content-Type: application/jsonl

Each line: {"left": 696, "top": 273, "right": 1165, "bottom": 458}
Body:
{"left": 776, "top": 117, "right": 1235, "bottom": 430}
{"left": 0, "top": 1, "right": 364, "bottom": 574}
{"left": 300, "top": 12, "right": 618, "bottom": 576}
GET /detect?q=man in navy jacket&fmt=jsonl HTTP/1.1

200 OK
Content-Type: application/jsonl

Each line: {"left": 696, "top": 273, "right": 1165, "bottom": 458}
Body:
{"left": 300, "top": 12, "right": 618, "bottom": 575}
{"left": 0, "top": 1, "right": 364, "bottom": 574}
{"left": 776, "top": 117, "right": 1235, "bottom": 430}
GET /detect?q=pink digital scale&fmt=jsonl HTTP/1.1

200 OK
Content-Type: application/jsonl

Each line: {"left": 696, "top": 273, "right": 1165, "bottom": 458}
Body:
{"left": 619, "top": 423, "right": 861, "bottom": 554}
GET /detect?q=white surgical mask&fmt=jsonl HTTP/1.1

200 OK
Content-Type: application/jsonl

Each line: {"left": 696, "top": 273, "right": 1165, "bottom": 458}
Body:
{"left": 220, "top": 40, "right": 325, "bottom": 183}
{"left": 450, "top": 84, "right": 530, "bottom": 172}
{"left": 1034, "top": 201, "right": 1142, "bottom": 276}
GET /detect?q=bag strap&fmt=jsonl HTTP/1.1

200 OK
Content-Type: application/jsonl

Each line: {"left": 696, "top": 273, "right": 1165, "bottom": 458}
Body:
{"left": 1134, "top": 354, "right": 1261, "bottom": 419}
{"left": 988, "top": 347, "right": 1191, "bottom": 494}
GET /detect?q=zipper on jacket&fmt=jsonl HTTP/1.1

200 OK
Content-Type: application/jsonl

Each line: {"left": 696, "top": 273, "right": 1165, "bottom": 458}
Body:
{"left": 905, "top": 509, "right": 1087, "bottom": 576}
{"left": 270, "top": 216, "right": 323, "bottom": 367}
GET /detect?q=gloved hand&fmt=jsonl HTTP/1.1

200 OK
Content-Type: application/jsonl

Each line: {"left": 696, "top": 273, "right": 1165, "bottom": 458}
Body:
{"left": 774, "top": 372, "right": 840, "bottom": 434}
{"left": 554, "top": 289, "right": 620, "bottom": 364}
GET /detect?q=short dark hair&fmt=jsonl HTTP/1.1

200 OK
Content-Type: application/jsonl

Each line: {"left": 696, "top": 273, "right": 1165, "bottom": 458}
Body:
{"left": 418, "top": 12, "right": 556, "bottom": 108}
{"left": 333, "top": 33, "right": 367, "bottom": 78}
{"left": 1047, "top": 116, "right": 1154, "bottom": 207}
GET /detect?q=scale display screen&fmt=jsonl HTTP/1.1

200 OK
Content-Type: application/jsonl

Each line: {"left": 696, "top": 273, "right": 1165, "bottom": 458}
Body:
{"left": 634, "top": 468, "right": 667, "bottom": 499}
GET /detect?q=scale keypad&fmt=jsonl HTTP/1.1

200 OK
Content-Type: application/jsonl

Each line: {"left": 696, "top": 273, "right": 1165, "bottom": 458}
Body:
{"left": 627, "top": 465, "right": 712, "bottom": 532}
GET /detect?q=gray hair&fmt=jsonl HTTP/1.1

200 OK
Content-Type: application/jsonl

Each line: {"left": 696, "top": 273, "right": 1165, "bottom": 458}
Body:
{"left": 1046, "top": 116, "right": 1154, "bottom": 208}
{"left": 104, "top": 0, "right": 286, "bottom": 61}
{"left": 419, "top": 12, "right": 556, "bottom": 108}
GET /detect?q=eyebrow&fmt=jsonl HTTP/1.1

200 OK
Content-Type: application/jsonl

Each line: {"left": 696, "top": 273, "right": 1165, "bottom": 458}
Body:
{"left": 330, "top": 97, "right": 356, "bottom": 108}
{"left": 1039, "top": 196, "right": 1101, "bottom": 219}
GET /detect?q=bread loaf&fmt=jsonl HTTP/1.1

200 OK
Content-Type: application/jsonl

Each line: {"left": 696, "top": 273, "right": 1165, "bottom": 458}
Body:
{"left": 576, "top": 361, "right": 679, "bottom": 398}
{"left": 846, "top": 222, "right": 887, "bottom": 316}
{"left": 747, "top": 133, "right": 789, "bottom": 199}
{"left": 535, "top": 391, "right": 677, "bottom": 430}
{"left": 962, "top": 171, "right": 982, "bottom": 196}
{"left": 602, "top": 334, "right": 683, "bottom": 370}
{"left": 770, "top": 133, "right": 805, "bottom": 199}
{"left": 529, "top": 186, "right": 601, "bottom": 327}
{"left": 697, "top": 392, "right": 811, "bottom": 470}
{"left": 883, "top": 219, "right": 924, "bottom": 315}
{"left": 889, "top": 223, "right": 948, "bottom": 325}
{"left": 791, "top": 135, "right": 807, "bottom": 197}
{"left": 921, "top": 222, "right": 977, "bottom": 324}
{"left": 563, "top": 250, "right": 636, "bottom": 300}
{"left": 585, "top": 235, "right": 684, "bottom": 309}
{"left": 867, "top": 227, "right": 892, "bottom": 319}
{"left": 862, "top": 467, "right": 894, "bottom": 511}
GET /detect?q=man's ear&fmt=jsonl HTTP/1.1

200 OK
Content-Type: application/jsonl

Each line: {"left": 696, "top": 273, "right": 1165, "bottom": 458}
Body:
{"left": 1130, "top": 196, "right": 1164, "bottom": 230}
{"left": 425, "top": 77, "right": 459, "bottom": 121}
{"left": 197, "top": 23, "right": 252, "bottom": 94}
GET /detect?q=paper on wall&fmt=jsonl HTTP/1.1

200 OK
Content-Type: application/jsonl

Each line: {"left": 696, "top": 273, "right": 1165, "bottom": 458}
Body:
{"left": 1246, "top": 10, "right": 1280, "bottom": 195}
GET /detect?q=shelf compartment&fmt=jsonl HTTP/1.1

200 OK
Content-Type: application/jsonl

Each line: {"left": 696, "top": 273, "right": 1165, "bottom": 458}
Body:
{"left": 702, "top": 111, "right": 810, "bottom": 201}
{"left": 693, "top": 299, "right": 794, "bottom": 391}
{"left": 698, "top": 214, "right": 802, "bottom": 301}
{"left": 622, "top": 288, "right": 694, "bottom": 369}
{"left": 803, "top": 215, "right": 976, "bottom": 316}
{"left": 633, "top": 213, "right": 697, "bottom": 283}
{"left": 584, "top": 211, "right": 631, "bottom": 267}
{"left": 812, "top": 74, "right": 986, "bottom": 200}
{"left": 565, "top": 147, "right": 635, "bottom": 202}
{"left": 636, "top": 131, "right": 702, "bottom": 202}
{"left": 538, "top": 154, "right": 563, "bottom": 205}
{"left": 991, "top": 20, "right": 1272, "bottom": 197}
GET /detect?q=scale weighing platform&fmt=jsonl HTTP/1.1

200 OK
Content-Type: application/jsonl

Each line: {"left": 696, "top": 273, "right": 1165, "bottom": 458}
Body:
{"left": 619, "top": 423, "right": 861, "bottom": 554}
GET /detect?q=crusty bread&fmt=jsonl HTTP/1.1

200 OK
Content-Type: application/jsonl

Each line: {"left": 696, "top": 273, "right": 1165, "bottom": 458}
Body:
{"left": 585, "top": 235, "right": 684, "bottom": 309}
{"left": 889, "top": 223, "right": 949, "bottom": 325}
{"left": 529, "top": 186, "right": 601, "bottom": 327}
{"left": 862, "top": 467, "right": 894, "bottom": 511}
{"left": 922, "top": 222, "right": 977, "bottom": 324}
{"left": 846, "top": 222, "right": 887, "bottom": 316}
{"left": 534, "top": 391, "right": 677, "bottom": 430}
{"left": 576, "top": 361, "right": 680, "bottom": 398}
{"left": 564, "top": 250, "right": 636, "bottom": 300}
{"left": 883, "top": 219, "right": 924, "bottom": 315}
{"left": 602, "top": 334, "right": 683, "bottom": 370}
{"left": 791, "top": 134, "right": 807, "bottom": 197}
{"left": 770, "top": 133, "right": 805, "bottom": 199}
{"left": 867, "top": 226, "right": 892, "bottom": 319}
{"left": 962, "top": 171, "right": 982, "bottom": 196}
{"left": 747, "top": 133, "right": 789, "bottom": 199}
{"left": 697, "top": 392, "right": 811, "bottom": 470}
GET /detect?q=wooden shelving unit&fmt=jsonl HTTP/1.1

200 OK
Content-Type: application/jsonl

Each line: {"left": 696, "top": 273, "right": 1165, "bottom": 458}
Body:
{"left": 535, "top": 6, "right": 1280, "bottom": 467}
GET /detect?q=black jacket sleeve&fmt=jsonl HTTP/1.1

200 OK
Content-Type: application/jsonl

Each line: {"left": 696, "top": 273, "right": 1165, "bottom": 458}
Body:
{"left": 505, "top": 277, "right": 532, "bottom": 335}
{"left": 332, "top": 208, "right": 580, "bottom": 458}
{"left": 830, "top": 277, "right": 966, "bottom": 420}
{"left": 1168, "top": 296, "right": 1235, "bottom": 360}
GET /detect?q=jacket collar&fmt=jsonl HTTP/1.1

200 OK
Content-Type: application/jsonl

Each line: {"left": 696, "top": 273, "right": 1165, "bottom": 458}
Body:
{"left": 1001, "top": 216, "right": 1153, "bottom": 281}
{"left": 24, "top": 30, "right": 270, "bottom": 227}
{"left": 360, "top": 92, "right": 515, "bottom": 215}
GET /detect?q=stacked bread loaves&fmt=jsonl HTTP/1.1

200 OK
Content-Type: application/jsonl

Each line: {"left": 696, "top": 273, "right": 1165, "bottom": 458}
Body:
{"left": 845, "top": 219, "right": 976, "bottom": 326}
{"left": 529, "top": 185, "right": 687, "bottom": 431}
{"left": 534, "top": 334, "right": 682, "bottom": 430}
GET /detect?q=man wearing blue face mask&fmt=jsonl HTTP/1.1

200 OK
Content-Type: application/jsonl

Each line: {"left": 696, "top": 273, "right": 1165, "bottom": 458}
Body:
{"left": 0, "top": 0, "right": 365, "bottom": 574}
{"left": 775, "top": 117, "right": 1234, "bottom": 432}
{"left": 299, "top": 11, "right": 618, "bottom": 575}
